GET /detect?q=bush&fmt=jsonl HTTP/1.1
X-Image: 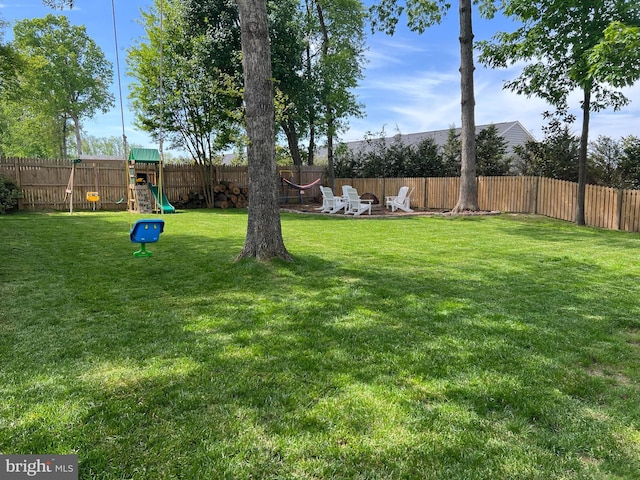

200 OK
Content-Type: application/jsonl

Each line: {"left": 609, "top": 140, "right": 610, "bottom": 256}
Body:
{"left": 334, "top": 125, "right": 512, "bottom": 178}
{"left": 0, "top": 174, "right": 21, "bottom": 213}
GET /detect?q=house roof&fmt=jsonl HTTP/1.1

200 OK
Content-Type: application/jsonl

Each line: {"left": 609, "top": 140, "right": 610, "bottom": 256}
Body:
{"left": 336, "top": 121, "right": 536, "bottom": 156}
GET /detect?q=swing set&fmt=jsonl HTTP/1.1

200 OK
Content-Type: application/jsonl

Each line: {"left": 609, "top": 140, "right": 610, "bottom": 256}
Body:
{"left": 64, "top": 155, "right": 126, "bottom": 214}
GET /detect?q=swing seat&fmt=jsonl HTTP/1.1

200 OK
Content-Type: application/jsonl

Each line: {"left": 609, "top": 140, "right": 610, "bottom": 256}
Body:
{"left": 130, "top": 219, "right": 165, "bottom": 257}
{"left": 86, "top": 191, "right": 100, "bottom": 202}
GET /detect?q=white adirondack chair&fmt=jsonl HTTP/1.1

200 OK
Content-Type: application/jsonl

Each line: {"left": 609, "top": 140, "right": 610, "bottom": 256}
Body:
{"left": 344, "top": 186, "right": 372, "bottom": 216}
{"left": 319, "top": 186, "right": 347, "bottom": 213}
{"left": 386, "top": 186, "right": 413, "bottom": 212}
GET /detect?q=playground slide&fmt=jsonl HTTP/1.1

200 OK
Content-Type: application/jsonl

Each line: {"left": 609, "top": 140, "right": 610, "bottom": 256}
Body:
{"left": 148, "top": 184, "right": 176, "bottom": 213}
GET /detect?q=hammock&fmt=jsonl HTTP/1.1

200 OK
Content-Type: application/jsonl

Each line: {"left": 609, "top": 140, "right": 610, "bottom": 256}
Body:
{"left": 281, "top": 177, "right": 321, "bottom": 191}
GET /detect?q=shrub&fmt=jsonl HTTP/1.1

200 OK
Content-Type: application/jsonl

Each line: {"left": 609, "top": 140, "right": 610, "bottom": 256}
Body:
{"left": 0, "top": 174, "right": 21, "bottom": 213}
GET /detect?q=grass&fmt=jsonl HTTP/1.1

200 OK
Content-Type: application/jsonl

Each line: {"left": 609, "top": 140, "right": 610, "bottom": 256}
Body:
{"left": 1, "top": 209, "right": 640, "bottom": 479}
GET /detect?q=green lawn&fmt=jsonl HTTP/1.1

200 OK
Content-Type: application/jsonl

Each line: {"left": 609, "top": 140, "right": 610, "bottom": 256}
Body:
{"left": 1, "top": 210, "right": 639, "bottom": 479}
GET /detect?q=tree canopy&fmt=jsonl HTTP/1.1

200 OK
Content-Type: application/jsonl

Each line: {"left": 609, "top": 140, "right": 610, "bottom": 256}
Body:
{"left": 479, "top": 0, "right": 640, "bottom": 224}
{"left": 12, "top": 14, "right": 114, "bottom": 157}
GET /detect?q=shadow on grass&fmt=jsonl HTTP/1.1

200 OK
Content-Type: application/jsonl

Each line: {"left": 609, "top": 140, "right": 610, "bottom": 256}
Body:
{"left": 1, "top": 211, "right": 639, "bottom": 479}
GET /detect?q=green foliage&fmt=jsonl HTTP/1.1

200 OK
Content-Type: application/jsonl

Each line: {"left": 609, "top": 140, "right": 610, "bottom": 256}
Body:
{"left": 306, "top": 0, "right": 367, "bottom": 172}
{"left": 0, "top": 20, "right": 22, "bottom": 97}
{"left": 619, "top": 135, "right": 640, "bottom": 189}
{"left": 441, "top": 127, "right": 461, "bottom": 176}
{"left": 311, "top": 0, "right": 366, "bottom": 125}
{"left": 335, "top": 125, "right": 511, "bottom": 178}
{"left": 334, "top": 130, "right": 446, "bottom": 178}
{"left": 77, "top": 135, "right": 128, "bottom": 158}
{"left": 41, "top": 0, "right": 73, "bottom": 7}
{"left": 479, "top": 0, "right": 639, "bottom": 114}
{"left": 370, "top": 0, "right": 449, "bottom": 35}
{"left": 128, "top": 0, "right": 243, "bottom": 162}
{"left": 369, "top": 0, "right": 497, "bottom": 211}
{"left": 0, "top": 173, "right": 21, "bottom": 213}
{"left": 514, "top": 119, "right": 580, "bottom": 181}
{"left": 10, "top": 14, "right": 114, "bottom": 157}
{"left": 127, "top": 0, "right": 366, "bottom": 170}
{"left": 476, "top": 124, "right": 511, "bottom": 176}
{"left": 0, "top": 101, "right": 65, "bottom": 158}
{"left": 589, "top": 21, "right": 640, "bottom": 88}
{"left": 516, "top": 128, "right": 640, "bottom": 189}
{"left": 589, "top": 135, "right": 640, "bottom": 189}
{"left": 588, "top": 135, "right": 625, "bottom": 188}
{"left": 477, "top": 0, "right": 640, "bottom": 222}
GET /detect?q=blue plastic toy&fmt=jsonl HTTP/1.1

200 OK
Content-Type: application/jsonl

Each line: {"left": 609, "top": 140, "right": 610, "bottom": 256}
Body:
{"left": 130, "top": 219, "right": 165, "bottom": 257}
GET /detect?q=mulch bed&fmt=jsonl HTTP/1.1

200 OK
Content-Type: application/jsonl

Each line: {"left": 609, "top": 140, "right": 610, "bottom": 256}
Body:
{"left": 280, "top": 202, "right": 500, "bottom": 218}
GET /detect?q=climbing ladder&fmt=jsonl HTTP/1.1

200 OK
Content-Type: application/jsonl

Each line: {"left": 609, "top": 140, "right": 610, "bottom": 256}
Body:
{"left": 128, "top": 161, "right": 152, "bottom": 213}
{"left": 134, "top": 185, "right": 153, "bottom": 213}
{"left": 127, "top": 161, "right": 137, "bottom": 212}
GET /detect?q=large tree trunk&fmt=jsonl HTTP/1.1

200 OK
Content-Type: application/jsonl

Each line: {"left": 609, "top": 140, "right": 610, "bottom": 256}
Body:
{"left": 282, "top": 118, "right": 303, "bottom": 165}
{"left": 451, "top": 0, "right": 479, "bottom": 213}
{"left": 236, "top": 0, "right": 292, "bottom": 262}
{"left": 576, "top": 86, "right": 591, "bottom": 226}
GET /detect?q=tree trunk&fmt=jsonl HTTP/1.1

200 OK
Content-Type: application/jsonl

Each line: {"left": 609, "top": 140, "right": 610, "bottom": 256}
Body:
{"left": 71, "top": 114, "right": 83, "bottom": 156}
{"left": 236, "top": 0, "right": 292, "bottom": 262}
{"left": 304, "top": 15, "right": 316, "bottom": 167}
{"left": 282, "top": 118, "right": 303, "bottom": 165}
{"left": 316, "top": 2, "right": 334, "bottom": 187}
{"left": 61, "top": 119, "right": 68, "bottom": 160}
{"left": 326, "top": 108, "right": 335, "bottom": 188}
{"left": 196, "top": 162, "right": 215, "bottom": 208}
{"left": 576, "top": 86, "right": 591, "bottom": 226}
{"left": 451, "top": 0, "right": 479, "bottom": 213}
{"left": 307, "top": 114, "right": 316, "bottom": 166}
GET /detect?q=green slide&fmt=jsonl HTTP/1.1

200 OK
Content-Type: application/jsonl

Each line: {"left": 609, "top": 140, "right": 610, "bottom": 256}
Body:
{"left": 148, "top": 184, "right": 176, "bottom": 213}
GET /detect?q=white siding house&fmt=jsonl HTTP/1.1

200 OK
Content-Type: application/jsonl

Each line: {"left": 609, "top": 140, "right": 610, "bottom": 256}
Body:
{"left": 320, "top": 121, "right": 536, "bottom": 159}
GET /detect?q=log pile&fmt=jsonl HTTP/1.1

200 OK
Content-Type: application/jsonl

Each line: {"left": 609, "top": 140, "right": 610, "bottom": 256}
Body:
{"left": 213, "top": 181, "right": 249, "bottom": 209}
{"left": 175, "top": 191, "right": 206, "bottom": 209}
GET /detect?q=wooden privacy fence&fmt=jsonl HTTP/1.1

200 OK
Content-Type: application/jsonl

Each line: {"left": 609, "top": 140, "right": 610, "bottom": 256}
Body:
{"left": 336, "top": 176, "right": 640, "bottom": 232}
{"left": 0, "top": 157, "right": 325, "bottom": 211}
{"left": 2, "top": 157, "right": 640, "bottom": 232}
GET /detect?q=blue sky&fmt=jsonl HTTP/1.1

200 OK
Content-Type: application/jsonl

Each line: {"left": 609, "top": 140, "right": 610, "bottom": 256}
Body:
{"left": 1, "top": 0, "right": 639, "bottom": 153}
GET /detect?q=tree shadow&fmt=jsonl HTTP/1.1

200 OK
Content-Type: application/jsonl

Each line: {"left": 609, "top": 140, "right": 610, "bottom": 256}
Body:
{"left": 2, "top": 212, "right": 639, "bottom": 478}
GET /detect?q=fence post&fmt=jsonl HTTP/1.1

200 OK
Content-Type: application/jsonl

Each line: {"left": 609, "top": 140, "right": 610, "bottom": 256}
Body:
{"left": 422, "top": 177, "right": 427, "bottom": 211}
{"left": 532, "top": 176, "right": 539, "bottom": 214}
{"left": 14, "top": 157, "right": 23, "bottom": 210}
{"left": 616, "top": 188, "right": 624, "bottom": 231}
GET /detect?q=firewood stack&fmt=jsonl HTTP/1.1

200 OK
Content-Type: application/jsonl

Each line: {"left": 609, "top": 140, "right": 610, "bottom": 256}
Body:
{"left": 213, "top": 181, "right": 249, "bottom": 208}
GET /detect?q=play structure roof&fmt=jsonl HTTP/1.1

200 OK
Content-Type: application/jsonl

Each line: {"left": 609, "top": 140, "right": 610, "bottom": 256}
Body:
{"left": 129, "top": 148, "right": 161, "bottom": 163}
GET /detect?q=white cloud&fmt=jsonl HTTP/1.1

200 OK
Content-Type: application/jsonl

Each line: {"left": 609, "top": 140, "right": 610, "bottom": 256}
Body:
{"left": 346, "top": 55, "right": 640, "bottom": 144}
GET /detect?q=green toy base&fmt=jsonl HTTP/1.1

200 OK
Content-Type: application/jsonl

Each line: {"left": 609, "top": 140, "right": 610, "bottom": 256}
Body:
{"left": 133, "top": 244, "right": 153, "bottom": 257}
